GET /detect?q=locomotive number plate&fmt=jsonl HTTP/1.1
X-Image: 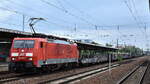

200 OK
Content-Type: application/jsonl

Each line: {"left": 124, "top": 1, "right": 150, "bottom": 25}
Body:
{"left": 18, "top": 57, "right": 26, "bottom": 59}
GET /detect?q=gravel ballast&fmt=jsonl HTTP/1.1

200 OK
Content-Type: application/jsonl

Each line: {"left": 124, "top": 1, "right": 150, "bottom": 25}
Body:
{"left": 3, "top": 56, "right": 148, "bottom": 84}
{"left": 75, "top": 56, "right": 148, "bottom": 84}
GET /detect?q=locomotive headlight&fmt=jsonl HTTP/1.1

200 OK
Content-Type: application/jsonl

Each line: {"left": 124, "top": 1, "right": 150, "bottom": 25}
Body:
{"left": 28, "top": 57, "right": 32, "bottom": 60}
{"left": 11, "top": 57, "right": 16, "bottom": 60}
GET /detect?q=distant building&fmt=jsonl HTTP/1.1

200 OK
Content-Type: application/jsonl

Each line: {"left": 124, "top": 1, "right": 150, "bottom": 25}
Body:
{"left": 115, "top": 44, "right": 125, "bottom": 49}
{"left": 73, "top": 39, "right": 94, "bottom": 44}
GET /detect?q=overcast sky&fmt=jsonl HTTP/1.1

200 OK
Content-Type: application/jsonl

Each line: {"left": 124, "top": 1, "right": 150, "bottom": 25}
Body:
{"left": 0, "top": 0, "right": 149, "bottom": 49}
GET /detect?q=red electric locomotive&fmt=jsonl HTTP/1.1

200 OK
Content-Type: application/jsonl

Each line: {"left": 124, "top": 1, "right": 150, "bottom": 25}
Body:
{"left": 9, "top": 38, "right": 79, "bottom": 72}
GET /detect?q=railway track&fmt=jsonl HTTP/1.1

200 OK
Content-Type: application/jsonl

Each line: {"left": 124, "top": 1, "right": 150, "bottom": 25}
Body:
{"left": 0, "top": 64, "right": 118, "bottom": 84}
{"left": 0, "top": 71, "right": 34, "bottom": 83}
{"left": 0, "top": 72, "right": 21, "bottom": 83}
{"left": 117, "top": 61, "right": 149, "bottom": 84}
{"left": 140, "top": 61, "right": 150, "bottom": 84}
{"left": 3, "top": 60, "right": 131, "bottom": 84}
{"left": 0, "top": 57, "right": 146, "bottom": 84}
{"left": 0, "top": 71, "right": 9, "bottom": 75}
{"left": 38, "top": 64, "right": 120, "bottom": 84}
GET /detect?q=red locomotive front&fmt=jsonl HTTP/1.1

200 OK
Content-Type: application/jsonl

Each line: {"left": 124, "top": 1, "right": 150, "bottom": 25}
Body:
{"left": 9, "top": 38, "right": 79, "bottom": 72}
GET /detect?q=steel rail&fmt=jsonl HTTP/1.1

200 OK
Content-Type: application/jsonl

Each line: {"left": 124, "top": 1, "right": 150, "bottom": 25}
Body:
{"left": 117, "top": 61, "right": 147, "bottom": 84}
{"left": 38, "top": 64, "right": 120, "bottom": 84}
{"left": 139, "top": 62, "right": 150, "bottom": 84}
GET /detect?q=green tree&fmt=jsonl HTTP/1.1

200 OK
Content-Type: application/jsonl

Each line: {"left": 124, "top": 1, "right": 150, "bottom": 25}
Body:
{"left": 106, "top": 43, "right": 113, "bottom": 47}
{"left": 119, "top": 46, "right": 143, "bottom": 56}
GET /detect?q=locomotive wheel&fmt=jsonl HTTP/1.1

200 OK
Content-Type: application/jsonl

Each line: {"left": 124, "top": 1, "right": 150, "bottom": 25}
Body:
{"left": 8, "top": 65, "right": 14, "bottom": 72}
{"left": 50, "top": 64, "right": 62, "bottom": 71}
{"left": 8, "top": 63, "right": 16, "bottom": 72}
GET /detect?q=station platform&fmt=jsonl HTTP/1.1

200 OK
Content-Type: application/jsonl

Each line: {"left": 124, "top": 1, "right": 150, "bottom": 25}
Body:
{"left": 0, "top": 62, "right": 8, "bottom": 67}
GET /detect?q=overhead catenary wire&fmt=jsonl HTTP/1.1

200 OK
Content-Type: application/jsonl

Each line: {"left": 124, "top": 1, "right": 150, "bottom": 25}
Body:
{"left": 5, "top": 0, "right": 75, "bottom": 25}
{"left": 56, "top": 0, "right": 66, "bottom": 11}
{"left": 55, "top": 0, "right": 113, "bottom": 39}
{"left": 40, "top": 0, "right": 106, "bottom": 38}
{"left": 1, "top": 0, "right": 149, "bottom": 31}
{"left": 116, "top": 25, "right": 138, "bottom": 46}
{"left": 0, "top": 6, "right": 29, "bottom": 29}
{"left": 123, "top": 0, "right": 145, "bottom": 34}
{"left": 0, "top": 6, "right": 22, "bottom": 15}
{"left": 0, "top": 1, "right": 146, "bottom": 29}
{"left": 0, "top": 21, "right": 22, "bottom": 27}
{"left": 5, "top": 0, "right": 104, "bottom": 35}
{"left": 0, "top": 5, "right": 73, "bottom": 31}
{"left": 55, "top": 0, "right": 113, "bottom": 33}
{"left": 0, "top": 0, "right": 35, "bottom": 18}
{"left": 3, "top": 0, "right": 145, "bottom": 29}
{"left": 0, "top": 0, "right": 148, "bottom": 49}
{"left": 130, "top": 0, "right": 145, "bottom": 27}
{"left": 127, "top": 0, "right": 149, "bottom": 49}
{"left": 40, "top": 0, "right": 96, "bottom": 26}
{"left": 117, "top": 26, "right": 126, "bottom": 44}
{"left": 62, "top": 0, "right": 114, "bottom": 37}
{"left": 0, "top": 0, "right": 74, "bottom": 32}
{"left": 1, "top": 0, "right": 148, "bottom": 30}
{"left": 0, "top": 1, "right": 83, "bottom": 36}
{"left": 143, "top": 23, "right": 150, "bottom": 51}
{"left": 59, "top": 0, "right": 99, "bottom": 24}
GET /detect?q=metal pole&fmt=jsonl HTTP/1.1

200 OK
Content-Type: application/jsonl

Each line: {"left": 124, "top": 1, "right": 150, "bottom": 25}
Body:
{"left": 109, "top": 53, "right": 111, "bottom": 74}
{"left": 117, "top": 39, "right": 119, "bottom": 48}
{"left": 149, "top": 0, "right": 150, "bottom": 12}
{"left": 74, "top": 24, "right": 77, "bottom": 37}
{"left": 74, "top": 24, "right": 76, "bottom": 32}
{"left": 117, "top": 25, "right": 119, "bottom": 48}
{"left": 22, "top": 15, "right": 25, "bottom": 32}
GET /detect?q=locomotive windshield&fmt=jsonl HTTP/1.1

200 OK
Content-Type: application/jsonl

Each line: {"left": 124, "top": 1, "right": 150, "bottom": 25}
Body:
{"left": 13, "top": 40, "right": 35, "bottom": 48}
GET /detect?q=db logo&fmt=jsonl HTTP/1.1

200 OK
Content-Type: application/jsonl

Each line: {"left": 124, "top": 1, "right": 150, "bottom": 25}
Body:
{"left": 19, "top": 53, "right": 25, "bottom": 56}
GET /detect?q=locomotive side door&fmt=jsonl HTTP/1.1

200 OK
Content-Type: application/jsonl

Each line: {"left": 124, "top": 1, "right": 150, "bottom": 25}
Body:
{"left": 40, "top": 42, "right": 47, "bottom": 63}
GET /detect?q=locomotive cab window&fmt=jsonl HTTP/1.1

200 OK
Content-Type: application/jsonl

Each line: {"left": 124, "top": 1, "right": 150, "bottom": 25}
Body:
{"left": 13, "top": 40, "right": 35, "bottom": 48}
